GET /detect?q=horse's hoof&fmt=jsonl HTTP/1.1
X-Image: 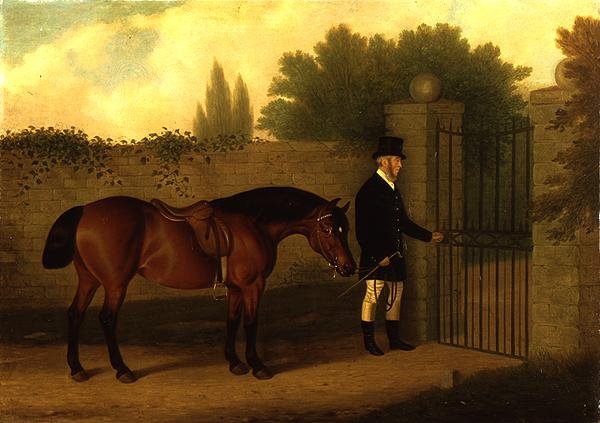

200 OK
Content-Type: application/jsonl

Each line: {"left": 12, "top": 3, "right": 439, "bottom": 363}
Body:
{"left": 117, "top": 370, "right": 137, "bottom": 384}
{"left": 229, "top": 362, "right": 249, "bottom": 375}
{"left": 71, "top": 370, "right": 89, "bottom": 382}
{"left": 252, "top": 366, "right": 273, "bottom": 380}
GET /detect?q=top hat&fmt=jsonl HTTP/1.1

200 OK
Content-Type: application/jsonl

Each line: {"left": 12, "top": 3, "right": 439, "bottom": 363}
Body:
{"left": 372, "top": 136, "right": 407, "bottom": 159}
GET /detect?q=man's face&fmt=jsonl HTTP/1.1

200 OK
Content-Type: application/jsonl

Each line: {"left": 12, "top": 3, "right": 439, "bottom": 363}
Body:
{"left": 382, "top": 156, "right": 403, "bottom": 181}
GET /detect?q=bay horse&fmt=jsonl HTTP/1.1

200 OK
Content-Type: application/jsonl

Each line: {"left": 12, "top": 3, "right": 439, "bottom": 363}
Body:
{"left": 42, "top": 187, "right": 356, "bottom": 383}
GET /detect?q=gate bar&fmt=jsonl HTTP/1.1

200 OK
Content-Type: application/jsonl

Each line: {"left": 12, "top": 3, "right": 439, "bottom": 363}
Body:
{"left": 448, "top": 120, "right": 454, "bottom": 344}
{"left": 435, "top": 119, "right": 441, "bottom": 343}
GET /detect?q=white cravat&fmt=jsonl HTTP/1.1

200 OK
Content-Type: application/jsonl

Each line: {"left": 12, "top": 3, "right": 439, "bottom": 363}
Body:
{"left": 376, "top": 168, "right": 395, "bottom": 190}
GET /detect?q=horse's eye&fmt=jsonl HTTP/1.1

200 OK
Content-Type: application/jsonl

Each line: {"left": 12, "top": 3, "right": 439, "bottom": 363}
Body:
{"left": 338, "top": 227, "right": 343, "bottom": 233}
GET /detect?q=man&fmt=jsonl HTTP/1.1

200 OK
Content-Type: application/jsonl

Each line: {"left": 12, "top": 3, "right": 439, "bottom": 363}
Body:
{"left": 355, "top": 136, "right": 444, "bottom": 356}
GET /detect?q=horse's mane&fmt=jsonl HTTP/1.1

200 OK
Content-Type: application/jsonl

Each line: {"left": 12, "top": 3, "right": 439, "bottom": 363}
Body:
{"left": 211, "top": 187, "right": 328, "bottom": 224}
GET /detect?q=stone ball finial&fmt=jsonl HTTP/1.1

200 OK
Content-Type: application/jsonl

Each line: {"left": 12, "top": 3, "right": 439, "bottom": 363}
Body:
{"left": 409, "top": 73, "right": 443, "bottom": 103}
{"left": 555, "top": 59, "right": 577, "bottom": 91}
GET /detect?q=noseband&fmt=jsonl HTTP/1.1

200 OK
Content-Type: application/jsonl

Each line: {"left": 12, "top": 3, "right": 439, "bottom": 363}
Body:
{"left": 315, "top": 209, "right": 339, "bottom": 275}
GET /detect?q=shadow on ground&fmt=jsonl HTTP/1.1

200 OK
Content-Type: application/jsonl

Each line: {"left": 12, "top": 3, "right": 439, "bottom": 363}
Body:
{"left": 0, "top": 282, "right": 366, "bottom": 351}
{"left": 355, "top": 351, "right": 600, "bottom": 423}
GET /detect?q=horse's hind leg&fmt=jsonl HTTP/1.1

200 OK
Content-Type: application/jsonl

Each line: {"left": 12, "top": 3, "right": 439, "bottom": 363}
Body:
{"left": 99, "top": 285, "right": 136, "bottom": 383}
{"left": 225, "top": 287, "right": 249, "bottom": 375}
{"left": 68, "top": 259, "right": 100, "bottom": 382}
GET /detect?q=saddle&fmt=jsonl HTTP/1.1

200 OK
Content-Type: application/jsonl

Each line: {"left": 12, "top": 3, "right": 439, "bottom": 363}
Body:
{"left": 150, "top": 199, "right": 231, "bottom": 258}
{"left": 151, "top": 198, "right": 231, "bottom": 295}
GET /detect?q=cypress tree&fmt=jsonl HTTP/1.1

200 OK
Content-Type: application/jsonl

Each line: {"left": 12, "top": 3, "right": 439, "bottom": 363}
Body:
{"left": 205, "top": 60, "right": 233, "bottom": 138}
{"left": 192, "top": 101, "right": 209, "bottom": 140}
{"left": 232, "top": 74, "right": 254, "bottom": 137}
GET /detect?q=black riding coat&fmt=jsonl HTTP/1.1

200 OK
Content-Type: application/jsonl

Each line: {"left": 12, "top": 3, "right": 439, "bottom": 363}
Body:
{"left": 355, "top": 173, "right": 432, "bottom": 281}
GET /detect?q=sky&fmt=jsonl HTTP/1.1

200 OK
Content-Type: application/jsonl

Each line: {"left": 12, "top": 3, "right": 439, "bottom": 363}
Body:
{"left": 0, "top": 0, "right": 597, "bottom": 140}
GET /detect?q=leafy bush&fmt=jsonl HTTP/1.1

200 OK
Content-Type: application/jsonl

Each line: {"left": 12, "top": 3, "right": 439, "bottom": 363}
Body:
{"left": 0, "top": 126, "right": 253, "bottom": 199}
{"left": 534, "top": 17, "right": 600, "bottom": 242}
{"left": 258, "top": 23, "right": 530, "bottom": 147}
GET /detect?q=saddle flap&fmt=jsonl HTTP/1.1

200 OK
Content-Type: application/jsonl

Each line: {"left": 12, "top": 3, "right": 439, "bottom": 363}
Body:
{"left": 151, "top": 198, "right": 230, "bottom": 257}
{"left": 187, "top": 215, "right": 231, "bottom": 258}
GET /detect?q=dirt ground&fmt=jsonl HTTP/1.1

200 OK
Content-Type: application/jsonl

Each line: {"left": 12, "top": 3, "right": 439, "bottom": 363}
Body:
{"left": 0, "top": 285, "right": 524, "bottom": 422}
{"left": 1, "top": 337, "right": 520, "bottom": 422}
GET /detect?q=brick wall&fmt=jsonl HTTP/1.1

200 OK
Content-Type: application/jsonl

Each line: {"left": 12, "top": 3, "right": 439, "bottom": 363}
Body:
{"left": 529, "top": 87, "right": 600, "bottom": 354}
{"left": 578, "top": 227, "right": 600, "bottom": 352}
{"left": 0, "top": 140, "right": 374, "bottom": 306}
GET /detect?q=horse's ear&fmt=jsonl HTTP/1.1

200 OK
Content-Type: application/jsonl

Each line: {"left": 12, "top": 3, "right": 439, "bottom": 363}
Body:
{"left": 340, "top": 201, "right": 350, "bottom": 214}
{"left": 327, "top": 198, "right": 341, "bottom": 209}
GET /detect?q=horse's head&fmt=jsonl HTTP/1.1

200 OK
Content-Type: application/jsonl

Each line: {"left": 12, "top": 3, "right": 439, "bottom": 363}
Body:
{"left": 308, "top": 198, "right": 356, "bottom": 277}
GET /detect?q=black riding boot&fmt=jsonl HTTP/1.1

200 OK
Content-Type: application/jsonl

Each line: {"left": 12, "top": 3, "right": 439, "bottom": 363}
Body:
{"left": 361, "top": 320, "right": 384, "bottom": 356}
{"left": 385, "top": 320, "right": 415, "bottom": 351}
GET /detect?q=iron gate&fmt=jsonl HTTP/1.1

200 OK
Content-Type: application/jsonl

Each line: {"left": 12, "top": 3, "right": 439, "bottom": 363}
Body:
{"left": 435, "top": 118, "right": 533, "bottom": 358}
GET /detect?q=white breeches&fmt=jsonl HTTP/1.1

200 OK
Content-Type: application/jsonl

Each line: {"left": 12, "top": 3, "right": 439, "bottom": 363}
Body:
{"left": 361, "top": 279, "right": 404, "bottom": 321}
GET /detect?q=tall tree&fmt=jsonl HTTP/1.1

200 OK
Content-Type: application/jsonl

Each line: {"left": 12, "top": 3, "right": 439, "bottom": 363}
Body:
{"left": 535, "top": 16, "right": 600, "bottom": 241}
{"left": 205, "top": 60, "right": 233, "bottom": 139}
{"left": 192, "top": 102, "right": 209, "bottom": 140}
{"left": 258, "top": 23, "right": 531, "bottom": 142}
{"left": 232, "top": 74, "right": 254, "bottom": 137}
{"left": 193, "top": 61, "right": 254, "bottom": 141}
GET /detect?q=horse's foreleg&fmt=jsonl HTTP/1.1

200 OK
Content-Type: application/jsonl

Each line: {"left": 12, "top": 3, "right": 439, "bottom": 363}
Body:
{"left": 225, "top": 287, "right": 248, "bottom": 375}
{"left": 99, "top": 286, "right": 136, "bottom": 383}
{"left": 242, "top": 279, "right": 272, "bottom": 380}
{"left": 68, "top": 260, "right": 100, "bottom": 381}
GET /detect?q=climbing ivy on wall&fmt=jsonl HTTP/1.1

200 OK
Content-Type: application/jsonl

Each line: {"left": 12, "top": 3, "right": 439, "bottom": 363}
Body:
{"left": 0, "top": 126, "right": 252, "bottom": 199}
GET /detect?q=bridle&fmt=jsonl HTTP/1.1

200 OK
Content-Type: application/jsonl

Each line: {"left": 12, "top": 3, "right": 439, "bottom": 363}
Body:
{"left": 315, "top": 208, "right": 340, "bottom": 277}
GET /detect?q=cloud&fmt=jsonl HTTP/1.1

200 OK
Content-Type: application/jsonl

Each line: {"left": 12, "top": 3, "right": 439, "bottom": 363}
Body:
{"left": 451, "top": 0, "right": 597, "bottom": 86}
{"left": 1, "top": 0, "right": 595, "bottom": 139}
{"left": 2, "top": 22, "right": 115, "bottom": 135}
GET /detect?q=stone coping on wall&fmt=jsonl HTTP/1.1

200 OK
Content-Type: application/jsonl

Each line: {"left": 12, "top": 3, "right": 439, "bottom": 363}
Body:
{"left": 245, "top": 139, "right": 342, "bottom": 152}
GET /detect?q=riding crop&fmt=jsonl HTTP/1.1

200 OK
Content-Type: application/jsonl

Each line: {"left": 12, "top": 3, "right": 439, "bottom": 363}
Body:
{"left": 336, "top": 251, "right": 401, "bottom": 298}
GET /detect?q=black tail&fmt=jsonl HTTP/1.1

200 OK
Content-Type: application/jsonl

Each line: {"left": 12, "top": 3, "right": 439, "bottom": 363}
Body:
{"left": 42, "top": 206, "right": 84, "bottom": 269}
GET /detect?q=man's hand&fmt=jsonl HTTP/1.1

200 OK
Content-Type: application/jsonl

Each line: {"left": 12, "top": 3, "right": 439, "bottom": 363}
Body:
{"left": 431, "top": 232, "right": 444, "bottom": 243}
{"left": 378, "top": 256, "right": 391, "bottom": 267}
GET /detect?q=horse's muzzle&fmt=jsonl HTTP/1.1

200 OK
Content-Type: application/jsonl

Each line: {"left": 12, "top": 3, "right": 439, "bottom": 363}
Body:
{"left": 338, "top": 262, "right": 355, "bottom": 277}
